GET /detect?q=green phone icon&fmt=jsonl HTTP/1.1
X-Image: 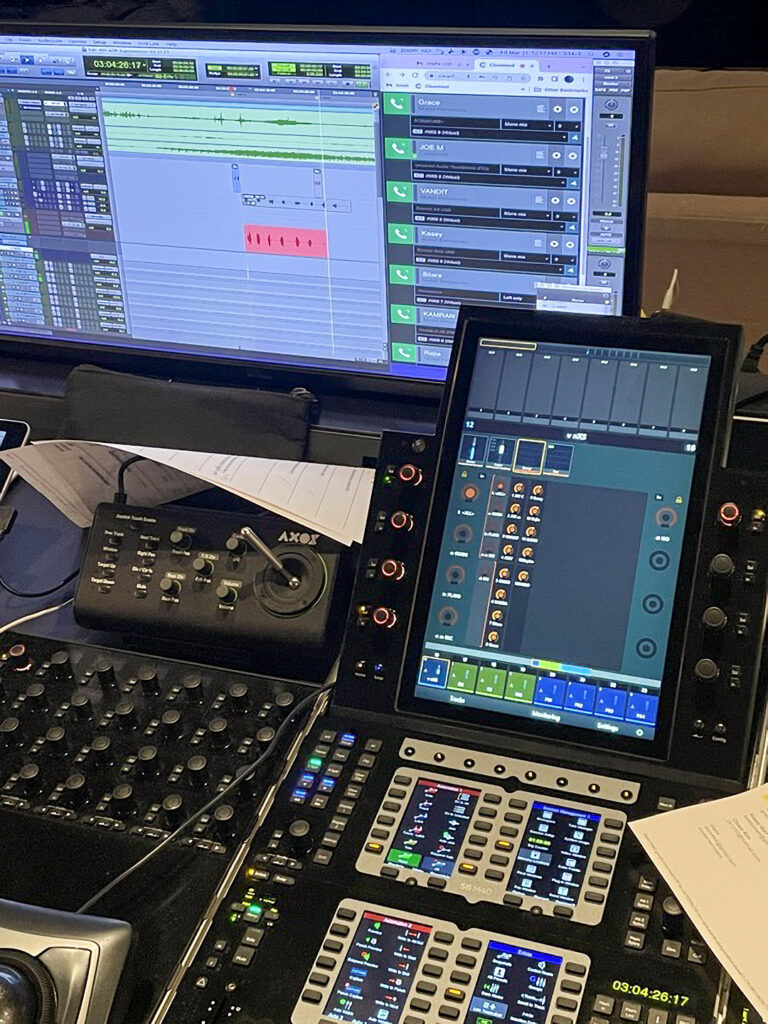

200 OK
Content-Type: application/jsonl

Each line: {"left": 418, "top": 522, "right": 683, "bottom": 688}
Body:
{"left": 386, "top": 181, "right": 414, "bottom": 203}
{"left": 385, "top": 138, "right": 413, "bottom": 160}
{"left": 389, "top": 264, "right": 415, "bottom": 285}
{"left": 384, "top": 92, "right": 410, "bottom": 114}
{"left": 392, "top": 343, "right": 418, "bottom": 363}
{"left": 388, "top": 223, "right": 414, "bottom": 244}
{"left": 390, "top": 303, "right": 416, "bottom": 325}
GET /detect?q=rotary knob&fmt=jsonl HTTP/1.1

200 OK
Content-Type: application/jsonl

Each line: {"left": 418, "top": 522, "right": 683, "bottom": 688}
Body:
{"left": 372, "top": 606, "right": 397, "bottom": 628}
{"left": 183, "top": 672, "right": 204, "bottom": 702}
{"left": 160, "top": 577, "right": 181, "bottom": 597}
{"left": 225, "top": 535, "right": 247, "bottom": 557}
{"left": 215, "top": 584, "right": 238, "bottom": 605}
{"left": 70, "top": 691, "right": 92, "bottom": 720}
{"left": 702, "top": 606, "right": 727, "bottom": 630}
{"left": 380, "top": 559, "right": 406, "bottom": 581}
{"left": 49, "top": 650, "right": 73, "bottom": 682}
{"left": 90, "top": 734, "right": 112, "bottom": 765}
{"left": 192, "top": 557, "right": 215, "bottom": 577}
{"left": 187, "top": 754, "right": 208, "bottom": 787}
{"left": 18, "top": 762, "right": 42, "bottom": 793}
{"left": 256, "top": 725, "right": 276, "bottom": 745}
{"left": 694, "top": 658, "right": 719, "bottom": 681}
{"left": 162, "top": 709, "right": 183, "bottom": 738}
{"left": 662, "top": 895, "right": 685, "bottom": 938}
{"left": 115, "top": 700, "right": 137, "bottom": 729}
{"left": 25, "top": 682, "right": 47, "bottom": 713}
{"left": 208, "top": 717, "right": 229, "bottom": 749}
{"left": 169, "top": 529, "right": 192, "bottom": 550}
{"left": 398, "top": 463, "right": 423, "bottom": 486}
{"left": 213, "top": 803, "right": 236, "bottom": 840}
{"left": 289, "top": 818, "right": 313, "bottom": 855}
{"left": 718, "top": 502, "right": 741, "bottom": 528}
{"left": 709, "top": 553, "right": 734, "bottom": 577}
{"left": 0, "top": 717, "right": 21, "bottom": 747}
{"left": 7, "top": 642, "right": 27, "bottom": 664}
{"left": 63, "top": 771, "right": 88, "bottom": 806}
{"left": 138, "top": 745, "right": 159, "bottom": 774}
{"left": 95, "top": 658, "right": 116, "bottom": 688}
{"left": 228, "top": 682, "right": 249, "bottom": 712}
{"left": 162, "top": 793, "right": 184, "bottom": 827}
{"left": 138, "top": 665, "right": 160, "bottom": 695}
{"left": 389, "top": 510, "right": 413, "bottom": 532}
{"left": 45, "top": 726, "right": 67, "bottom": 757}
{"left": 275, "top": 691, "right": 294, "bottom": 711}
{"left": 111, "top": 783, "right": 135, "bottom": 817}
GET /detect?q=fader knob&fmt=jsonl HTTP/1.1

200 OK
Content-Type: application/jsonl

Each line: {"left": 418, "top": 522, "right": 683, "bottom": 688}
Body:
{"left": 213, "top": 803, "right": 236, "bottom": 840}
{"left": 275, "top": 691, "right": 294, "bottom": 710}
{"left": 115, "top": 700, "right": 137, "bottom": 729}
{"left": 710, "top": 553, "right": 734, "bottom": 577}
{"left": 256, "top": 726, "right": 276, "bottom": 746}
{"left": 25, "top": 682, "right": 47, "bottom": 712}
{"left": 662, "top": 895, "right": 685, "bottom": 938}
{"left": 702, "top": 606, "right": 727, "bottom": 630}
{"left": 694, "top": 658, "right": 719, "bottom": 681}
{"left": 187, "top": 754, "right": 208, "bottom": 787}
{"left": 162, "top": 793, "right": 184, "bottom": 827}
{"left": 183, "top": 673, "right": 204, "bottom": 702}
{"left": 95, "top": 658, "right": 116, "bottom": 687}
{"left": 208, "top": 717, "right": 230, "bottom": 749}
{"left": 288, "top": 818, "right": 313, "bottom": 855}
{"left": 138, "top": 665, "right": 160, "bottom": 695}
{"left": 228, "top": 682, "right": 249, "bottom": 712}
{"left": 70, "top": 691, "right": 92, "bottom": 720}
{"left": 63, "top": 771, "right": 88, "bottom": 806}
{"left": 162, "top": 709, "right": 183, "bottom": 738}
{"left": 49, "top": 650, "right": 73, "bottom": 682}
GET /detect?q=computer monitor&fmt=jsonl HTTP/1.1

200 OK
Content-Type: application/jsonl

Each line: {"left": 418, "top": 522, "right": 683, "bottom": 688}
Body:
{"left": 399, "top": 308, "right": 736, "bottom": 758}
{"left": 0, "top": 26, "right": 654, "bottom": 389}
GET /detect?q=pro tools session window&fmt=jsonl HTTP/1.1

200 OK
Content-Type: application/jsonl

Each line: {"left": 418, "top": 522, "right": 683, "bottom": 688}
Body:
{"left": 0, "top": 33, "right": 640, "bottom": 380}
{"left": 416, "top": 338, "right": 712, "bottom": 740}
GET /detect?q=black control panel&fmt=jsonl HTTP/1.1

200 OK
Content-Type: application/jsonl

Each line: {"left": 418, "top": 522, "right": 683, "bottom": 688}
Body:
{"left": 0, "top": 633, "right": 311, "bottom": 853}
{"left": 74, "top": 503, "right": 352, "bottom": 675}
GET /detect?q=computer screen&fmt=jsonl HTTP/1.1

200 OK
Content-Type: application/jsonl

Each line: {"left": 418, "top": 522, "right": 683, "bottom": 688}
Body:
{"left": 401, "top": 310, "right": 726, "bottom": 754}
{"left": 0, "top": 27, "right": 653, "bottom": 385}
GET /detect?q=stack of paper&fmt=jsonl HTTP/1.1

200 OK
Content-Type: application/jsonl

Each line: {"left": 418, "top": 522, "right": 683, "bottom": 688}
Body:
{"left": 0, "top": 440, "right": 374, "bottom": 546}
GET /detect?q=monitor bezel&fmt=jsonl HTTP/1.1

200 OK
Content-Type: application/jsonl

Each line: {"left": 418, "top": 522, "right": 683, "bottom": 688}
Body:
{"left": 0, "top": 22, "right": 655, "bottom": 397}
{"left": 396, "top": 306, "right": 737, "bottom": 761}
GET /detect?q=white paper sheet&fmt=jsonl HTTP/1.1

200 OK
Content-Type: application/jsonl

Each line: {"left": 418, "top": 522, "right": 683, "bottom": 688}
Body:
{"left": 632, "top": 783, "right": 768, "bottom": 1018}
{"left": 0, "top": 440, "right": 374, "bottom": 545}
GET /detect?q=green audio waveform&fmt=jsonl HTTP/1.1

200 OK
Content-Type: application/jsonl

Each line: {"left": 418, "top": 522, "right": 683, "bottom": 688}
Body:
{"left": 102, "top": 100, "right": 375, "bottom": 163}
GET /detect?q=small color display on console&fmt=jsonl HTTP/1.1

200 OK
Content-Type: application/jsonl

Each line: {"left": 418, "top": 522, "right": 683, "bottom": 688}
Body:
{"left": 508, "top": 801, "right": 599, "bottom": 905}
{"left": 386, "top": 777, "right": 480, "bottom": 875}
{"left": 466, "top": 940, "right": 562, "bottom": 1024}
{"left": 323, "top": 912, "right": 431, "bottom": 1024}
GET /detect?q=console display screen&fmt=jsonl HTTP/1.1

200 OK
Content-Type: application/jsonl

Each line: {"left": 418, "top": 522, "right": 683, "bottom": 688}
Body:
{"left": 414, "top": 336, "right": 712, "bottom": 742}
{"left": 323, "top": 912, "right": 431, "bottom": 1024}
{"left": 465, "top": 940, "right": 562, "bottom": 1024}
{"left": 508, "top": 801, "right": 599, "bottom": 905}
{"left": 386, "top": 778, "right": 480, "bottom": 875}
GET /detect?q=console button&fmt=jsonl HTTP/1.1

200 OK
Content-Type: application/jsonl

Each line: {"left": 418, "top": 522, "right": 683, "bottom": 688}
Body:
{"left": 620, "top": 1002, "right": 642, "bottom": 1022}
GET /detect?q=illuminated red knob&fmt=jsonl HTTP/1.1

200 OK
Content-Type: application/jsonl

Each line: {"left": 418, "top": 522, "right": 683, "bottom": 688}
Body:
{"left": 718, "top": 502, "right": 741, "bottom": 527}
{"left": 372, "top": 606, "right": 397, "bottom": 628}
{"left": 398, "top": 464, "right": 423, "bottom": 486}
{"left": 380, "top": 559, "right": 406, "bottom": 581}
{"left": 390, "top": 510, "right": 414, "bottom": 532}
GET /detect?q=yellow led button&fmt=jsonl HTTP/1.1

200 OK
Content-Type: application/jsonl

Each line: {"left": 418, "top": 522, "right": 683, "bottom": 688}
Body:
{"left": 458, "top": 863, "right": 477, "bottom": 875}
{"left": 365, "top": 842, "right": 384, "bottom": 854}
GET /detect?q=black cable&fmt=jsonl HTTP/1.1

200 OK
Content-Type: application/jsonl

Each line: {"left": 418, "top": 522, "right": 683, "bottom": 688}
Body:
{"left": 0, "top": 567, "right": 79, "bottom": 599}
{"left": 76, "top": 680, "right": 333, "bottom": 915}
{"left": 114, "top": 455, "right": 146, "bottom": 505}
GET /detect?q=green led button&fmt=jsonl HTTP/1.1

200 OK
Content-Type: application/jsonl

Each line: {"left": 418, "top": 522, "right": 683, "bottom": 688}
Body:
{"left": 477, "top": 667, "right": 506, "bottom": 699}
{"left": 383, "top": 92, "right": 410, "bottom": 114}
{"left": 385, "top": 137, "right": 413, "bottom": 159}
{"left": 388, "top": 223, "right": 414, "bottom": 245}
{"left": 387, "top": 181, "right": 414, "bottom": 203}
{"left": 243, "top": 903, "right": 263, "bottom": 923}
{"left": 389, "top": 264, "right": 415, "bottom": 285}
{"left": 392, "top": 343, "right": 417, "bottom": 363}
{"left": 306, "top": 757, "right": 323, "bottom": 771}
{"left": 390, "top": 304, "right": 416, "bottom": 325}
{"left": 386, "top": 848, "right": 421, "bottom": 868}
{"left": 505, "top": 672, "right": 536, "bottom": 704}
{"left": 448, "top": 663, "right": 478, "bottom": 693}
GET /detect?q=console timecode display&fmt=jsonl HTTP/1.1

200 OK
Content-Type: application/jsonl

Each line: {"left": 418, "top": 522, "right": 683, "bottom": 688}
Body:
{"left": 386, "top": 778, "right": 480, "bottom": 876}
{"left": 508, "top": 801, "right": 600, "bottom": 905}
{"left": 324, "top": 912, "right": 431, "bottom": 1024}
{"left": 466, "top": 940, "right": 562, "bottom": 1024}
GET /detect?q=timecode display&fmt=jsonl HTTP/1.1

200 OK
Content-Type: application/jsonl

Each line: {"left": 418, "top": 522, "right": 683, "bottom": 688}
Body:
{"left": 83, "top": 56, "right": 197, "bottom": 80}
{"left": 611, "top": 981, "right": 691, "bottom": 1006}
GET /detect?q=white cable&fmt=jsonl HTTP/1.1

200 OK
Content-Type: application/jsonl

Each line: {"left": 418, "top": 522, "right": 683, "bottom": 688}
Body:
{"left": 661, "top": 267, "right": 680, "bottom": 310}
{"left": 0, "top": 598, "right": 74, "bottom": 636}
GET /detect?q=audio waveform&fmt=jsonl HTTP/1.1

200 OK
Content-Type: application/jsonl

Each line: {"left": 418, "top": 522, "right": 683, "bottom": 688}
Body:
{"left": 162, "top": 145, "right": 373, "bottom": 162}
{"left": 104, "top": 109, "right": 316, "bottom": 128}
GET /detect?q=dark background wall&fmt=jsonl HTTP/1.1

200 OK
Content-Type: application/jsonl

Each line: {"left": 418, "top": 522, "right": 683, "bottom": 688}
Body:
{"left": 0, "top": 0, "right": 764, "bottom": 68}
